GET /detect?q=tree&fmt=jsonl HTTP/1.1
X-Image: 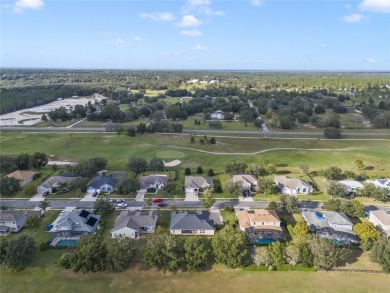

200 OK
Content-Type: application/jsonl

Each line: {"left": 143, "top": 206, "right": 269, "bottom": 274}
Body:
{"left": 362, "top": 183, "right": 389, "bottom": 203}
{"left": 70, "top": 235, "right": 108, "bottom": 273}
{"left": 118, "top": 177, "right": 140, "bottom": 194}
{"left": 280, "top": 194, "right": 300, "bottom": 214}
{"left": 196, "top": 166, "right": 203, "bottom": 174}
{"left": 30, "top": 152, "right": 48, "bottom": 169}
{"left": 341, "top": 200, "right": 365, "bottom": 218}
{"left": 164, "top": 181, "right": 177, "bottom": 193}
{"left": 26, "top": 215, "right": 41, "bottom": 229}
{"left": 257, "top": 177, "right": 278, "bottom": 195}
{"left": 370, "top": 237, "right": 390, "bottom": 273}
{"left": 207, "top": 169, "right": 214, "bottom": 177}
{"left": 190, "top": 136, "right": 195, "bottom": 143}
{"left": 308, "top": 235, "right": 339, "bottom": 270}
{"left": 142, "top": 234, "right": 181, "bottom": 272}
{"left": 15, "top": 153, "right": 30, "bottom": 170}
{"left": 225, "top": 161, "right": 247, "bottom": 175}
{"left": 0, "top": 177, "right": 20, "bottom": 196}
{"left": 297, "top": 163, "right": 309, "bottom": 175}
{"left": 127, "top": 157, "right": 148, "bottom": 174}
{"left": 286, "top": 244, "right": 301, "bottom": 266}
{"left": 39, "top": 199, "right": 51, "bottom": 213}
{"left": 353, "top": 222, "right": 380, "bottom": 250}
{"left": 209, "top": 137, "right": 216, "bottom": 144}
{"left": 184, "top": 237, "right": 210, "bottom": 272}
{"left": 126, "top": 128, "right": 136, "bottom": 137}
{"left": 225, "top": 180, "right": 243, "bottom": 197}
{"left": 0, "top": 238, "right": 8, "bottom": 264}
{"left": 354, "top": 160, "right": 365, "bottom": 171}
{"left": 267, "top": 201, "right": 280, "bottom": 211}
{"left": 201, "top": 189, "right": 216, "bottom": 209}
{"left": 324, "top": 127, "right": 341, "bottom": 139}
{"left": 299, "top": 242, "right": 313, "bottom": 267}
{"left": 212, "top": 226, "right": 248, "bottom": 268}
{"left": 41, "top": 114, "right": 48, "bottom": 122}
{"left": 94, "top": 199, "right": 115, "bottom": 216}
{"left": 268, "top": 241, "right": 286, "bottom": 266}
{"left": 150, "top": 158, "right": 164, "bottom": 171}
{"left": 253, "top": 246, "right": 273, "bottom": 267}
{"left": 324, "top": 198, "right": 342, "bottom": 211}
{"left": 327, "top": 181, "right": 348, "bottom": 198}
{"left": 0, "top": 155, "right": 17, "bottom": 173}
{"left": 107, "top": 238, "right": 136, "bottom": 271}
{"left": 5, "top": 235, "right": 36, "bottom": 271}
{"left": 90, "top": 157, "right": 108, "bottom": 170}
{"left": 136, "top": 123, "right": 146, "bottom": 133}
{"left": 145, "top": 198, "right": 152, "bottom": 210}
{"left": 293, "top": 221, "right": 311, "bottom": 238}
{"left": 323, "top": 166, "right": 343, "bottom": 180}
{"left": 185, "top": 167, "right": 191, "bottom": 175}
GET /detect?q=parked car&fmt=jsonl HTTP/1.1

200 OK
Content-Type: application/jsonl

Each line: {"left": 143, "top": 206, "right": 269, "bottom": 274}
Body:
{"left": 92, "top": 192, "right": 98, "bottom": 197}
{"left": 152, "top": 198, "right": 163, "bottom": 203}
{"left": 45, "top": 224, "right": 53, "bottom": 232}
{"left": 115, "top": 199, "right": 123, "bottom": 203}
{"left": 42, "top": 191, "right": 50, "bottom": 197}
{"left": 117, "top": 203, "right": 128, "bottom": 207}
{"left": 158, "top": 203, "right": 168, "bottom": 207}
{"left": 60, "top": 210, "right": 65, "bottom": 216}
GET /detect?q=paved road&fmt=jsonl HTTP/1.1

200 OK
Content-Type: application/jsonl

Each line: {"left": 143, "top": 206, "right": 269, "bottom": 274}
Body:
{"left": 1, "top": 126, "right": 389, "bottom": 137}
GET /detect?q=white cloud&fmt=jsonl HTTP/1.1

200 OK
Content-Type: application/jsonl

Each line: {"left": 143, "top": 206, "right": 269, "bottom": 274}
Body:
{"left": 199, "top": 7, "right": 225, "bottom": 16}
{"left": 366, "top": 57, "right": 376, "bottom": 63}
{"left": 192, "top": 44, "right": 207, "bottom": 50}
{"left": 178, "top": 15, "right": 202, "bottom": 27}
{"left": 181, "top": 29, "right": 202, "bottom": 36}
{"left": 188, "top": 0, "right": 210, "bottom": 5}
{"left": 139, "top": 12, "right": 175, "bottom": 22}
{"left": 132, "top": 36, "right": 142, "bottom": 41}
{"left": 320, "top": 43, "right": 327, "bottom": 48}
{"left": 14, "top": 0, "right": 44, "bottom": 13}
{"left": 251, "top": 0, "right": 264, "bottom": 6}
{"left": 113, "top": 38, "right": 125, "bottom": 47}
{"left": 343, "top": 13, "right": 364, "bottom": 23}
{"left": 182, "top": 0, "right": 225, "bottom": 16}
{"left": 359, "top": 0, "right": 390, "bottom": 13}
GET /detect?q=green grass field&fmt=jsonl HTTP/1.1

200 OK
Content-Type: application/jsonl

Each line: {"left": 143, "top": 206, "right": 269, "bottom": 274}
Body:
{"left": 1, "top": 264, "right": 389, "bottom": 293}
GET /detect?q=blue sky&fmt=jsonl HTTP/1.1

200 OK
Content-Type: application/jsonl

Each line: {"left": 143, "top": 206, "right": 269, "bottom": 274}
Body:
{"left": 1, "top": 0, "right": 389, "bottom": 70}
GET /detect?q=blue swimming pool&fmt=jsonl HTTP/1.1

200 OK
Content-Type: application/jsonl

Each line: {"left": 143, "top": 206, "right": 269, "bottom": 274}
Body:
{"left": 56, "top": 239, "right": 78, "bottom": 247}
{"left": 314, "top": 212, "right": 326, "bottom": 219}
{"left": 256, "top": 238, "right": 276, "bottom": 244}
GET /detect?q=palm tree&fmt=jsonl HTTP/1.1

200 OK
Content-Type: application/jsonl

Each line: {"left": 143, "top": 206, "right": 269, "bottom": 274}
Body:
{"left": 145, "top": 198, "right": 152, "bottom": 211}
{"left": 39, "top": 199, "right": 51, "bottom": 214}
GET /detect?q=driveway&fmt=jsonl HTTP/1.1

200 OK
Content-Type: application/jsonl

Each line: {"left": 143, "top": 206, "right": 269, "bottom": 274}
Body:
{"left": 135, "top": 189, "right": 146, "bottom": 202}
{"left": 80, "top": 192, "right": 98, "bottom": 202}
{"left": 209, "top": 207, "right": 223, "bottom": 225}
{"left": 29, "top": 193, "right": 45, "bottom": 202}
{"left": 185, "top": 191, "right": 200, "bottom": 202}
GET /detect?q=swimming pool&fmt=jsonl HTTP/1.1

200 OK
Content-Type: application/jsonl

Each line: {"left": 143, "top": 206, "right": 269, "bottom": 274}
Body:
{"left": 256, "top": 238, "right": 276, "bottom": 244}
{"left": 56, "top": 239, "right": 78, "bottom": 247}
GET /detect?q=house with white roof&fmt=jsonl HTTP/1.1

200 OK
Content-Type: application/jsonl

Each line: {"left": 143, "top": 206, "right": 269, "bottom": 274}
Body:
{"left": 210, "top": 110, "right": 224, "bottom": 120}
{"left": 366, "top": 179, "right": 390, "bottom": 193}
{"left": 275, "top": 176, "right": 313, "bottom": 195}
{"left": 369, "top": 210, "right": 390, "bottom": 236}
{"left": 339, "top": 180, "right": 364, "bottom": 195}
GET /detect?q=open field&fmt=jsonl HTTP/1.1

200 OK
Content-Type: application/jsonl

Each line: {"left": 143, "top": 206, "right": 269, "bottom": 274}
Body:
{"left": 1, "top": 264, "right": 389, "bottom": 293}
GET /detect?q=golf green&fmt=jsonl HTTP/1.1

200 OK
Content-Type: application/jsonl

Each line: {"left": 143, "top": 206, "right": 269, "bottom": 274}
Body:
{"left": 156, "top": 150, "right": 186, "bottom": 159}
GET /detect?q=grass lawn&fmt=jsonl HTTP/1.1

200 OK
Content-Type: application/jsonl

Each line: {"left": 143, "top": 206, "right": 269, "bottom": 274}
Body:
{"left": 74, "top": 120, "right": 107, "bottom": 127}
{"left": 220, "top": 209, "right": 237, "bottom": 224}
{"left": 1, "top": 264, "right": 390, "bottom": 293}
{"left": 336, "top": 250, "right": 382, "bottom": 271}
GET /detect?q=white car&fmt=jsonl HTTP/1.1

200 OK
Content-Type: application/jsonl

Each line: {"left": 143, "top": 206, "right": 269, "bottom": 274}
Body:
{"left": 117, "top": 203, "right": 127, "bottom": 208}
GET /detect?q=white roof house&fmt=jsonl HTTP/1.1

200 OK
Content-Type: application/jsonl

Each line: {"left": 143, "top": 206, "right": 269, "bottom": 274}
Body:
{"left": 275, "top": 176, "right": 313, "bottom": 195}
{"left": 210, "top": 110, "right": 224, "bottom": 120}
{"left": 369, "top": 210, "right": 390, "bottom": 236}
{"left": 366, "top": 179, "right": 390, "bottom": 192}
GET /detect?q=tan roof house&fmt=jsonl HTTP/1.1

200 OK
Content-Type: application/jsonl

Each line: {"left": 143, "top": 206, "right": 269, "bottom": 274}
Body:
{"left": 275, "top": 176, "right": 313, "bottom": 195}
{"left": 369, "top": 210, "right": 390, "bottom": 236}
{"left": 235, "top": 209, "right": 285, "bottom": 243}
{"left": 7, "top": 170, "right": 37, "bottom": 187}
{"left": 232, "top": 174, "right": 257, "bottom": 195}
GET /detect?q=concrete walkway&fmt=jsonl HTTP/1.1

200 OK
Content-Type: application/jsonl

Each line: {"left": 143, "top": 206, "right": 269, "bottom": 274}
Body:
{"left": 80, "top": 193, "right": 98, "bottom": 202}
{"left": 29, "top": 193, "right": 45, "bottom": 202}
{"left": 135, "top": 190, "right": 146, "bottom": 202}
{"left": 185, "top": 192, "right": 200, "bottom": 202}
{"left": 209, "top": 207, "right": 223, "bottom": 225}
{"left": 239, "top": 196, "right": 254, "bottom": 202}
{"left": 66, "top": 117, "right": 87, "bottom": 128}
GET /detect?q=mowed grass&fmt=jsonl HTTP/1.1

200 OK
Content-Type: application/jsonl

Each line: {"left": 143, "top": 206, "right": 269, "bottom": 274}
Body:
{"left": 1, "top": 265, "right": 390, "bottom": 293}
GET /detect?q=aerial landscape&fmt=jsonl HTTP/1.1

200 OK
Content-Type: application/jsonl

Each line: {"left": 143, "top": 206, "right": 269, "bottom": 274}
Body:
{"left": 0, "top": 0, "right": 390, "bottom": 293}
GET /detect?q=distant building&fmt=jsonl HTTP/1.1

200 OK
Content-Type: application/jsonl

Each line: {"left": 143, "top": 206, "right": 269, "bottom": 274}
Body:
{"left": 6, "top": 170, "right": 37, "bottom": 187}
{"left": 339, "top": 180, "right": 364, "bottom": 196}
{"left": 37, "top": 175, "right": 80, "bottom": 194}
{"left": 210, "top": 110, "right": 224, "bottom": 120}
{"left": 275, "top": 176, "right": 313, "bottom": 195}
{"left": 369, "top": 210, "right": 390, "bottom": 236}
{"left": 0, "top": 210, "right": 28, "bottom": 234}
{"left": 366, "top": 179, "right": 390, "bottom": 193}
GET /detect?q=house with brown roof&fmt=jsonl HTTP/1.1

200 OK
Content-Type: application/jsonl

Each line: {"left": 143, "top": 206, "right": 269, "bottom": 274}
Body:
{"left": 274, "top": 175, "right": 313, "bottom": 195}
{"left": 235, "top": 209, "right": 285, "bottom": 244}
{"left": 369, "top": 210, "right": 390, "bottom": 236}
{"left": 232, "top": 174, "right": 257, "bottom": 196}
{"left": 6, "top": 170, "right": 37, "bottom": 187}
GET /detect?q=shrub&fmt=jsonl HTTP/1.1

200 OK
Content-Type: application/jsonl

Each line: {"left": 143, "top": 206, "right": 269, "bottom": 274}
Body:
{"left": 39, "top": 242, "right": 50, "bottom": 251}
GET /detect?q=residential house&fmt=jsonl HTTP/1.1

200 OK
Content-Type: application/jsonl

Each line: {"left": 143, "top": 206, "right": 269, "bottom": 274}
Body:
{"left": 0, "top": 210, "right": 28, "bottom": 234}
{"left": 6, "top": 170, "right": 37, "bottom": 187}
{"left": 139, "top": 174, "right": 168, "bottom": 192}
{"left": 50, "top": 209, "right": 100, "bottom": 246}
{"left": 170, "top": 211, "right": 215, "bottom": 236}
{"left": 339, "top": 180, "right": 364, "bottom": 196}
{"left": 232, "top": 174, "right": 257, "bottom": 196}
{"left": 111, "top": 210, "right": 158, "bottom": 238}
{"left": 87, "top": 174, "right": 122, "bottom": 194}
{"left": 302, "top": 210, "right": 360, "bottom": 245}
{"left": 210, "top": 110, "right": 224, "bottom": 120}
{"left": 274, "top": 176, "right": 313, "bottom": 195}
{"left": 369, "top": 210, "right": 390, "bottom": 236}
{"left": 366, "top": 179, "right": 390, "bottom": 193}
{"left": 37, "top": 175, "right": 79, "bottom": 194}
{"left": 185, "top": 176, "right": 213, "bottom": 197}
{"left": 235, "top": 209, "right": 285, "bottom": 244}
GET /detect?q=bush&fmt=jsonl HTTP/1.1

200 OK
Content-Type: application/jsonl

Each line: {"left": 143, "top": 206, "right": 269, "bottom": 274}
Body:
{"left": 39, "top": 242, "right": 50, "bottom": 251}
{"left": 58, "top": 253, "right": 74, "bottom": 269}
{"left": 324, "top": 127, "right": 341, "bottom": 139}
{"left": 224, "top": 206, "right": 234, "bottom": 212}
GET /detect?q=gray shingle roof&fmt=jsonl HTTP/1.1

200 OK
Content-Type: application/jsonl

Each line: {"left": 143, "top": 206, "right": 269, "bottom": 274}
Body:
{"left": 112, "top": 211, "right": 158, "bottom": 232}
{"left": 88, "top": 175, "right": 118, "bottom": 189}
{"left": 170, "top": 211, "right": 215, "bottom": 231}
{"left": 39, "top": 176, "right": 79, "bottom": 189}
{"left": 55, "top": 209, "right": 100, "bottom": 233}
{"left": 184, "top": 176, "right": 213, "bottom": 189}
{"left": 0, "top": 210, "right": 27, "bottom": 222}
{"left": 139, "top": 175, "right": 168, "bottom": 189}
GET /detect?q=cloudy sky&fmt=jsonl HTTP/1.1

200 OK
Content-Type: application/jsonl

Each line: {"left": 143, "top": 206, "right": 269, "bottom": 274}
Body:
{"left": 1, "top": 0, "right": 389, "bottom": 70}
